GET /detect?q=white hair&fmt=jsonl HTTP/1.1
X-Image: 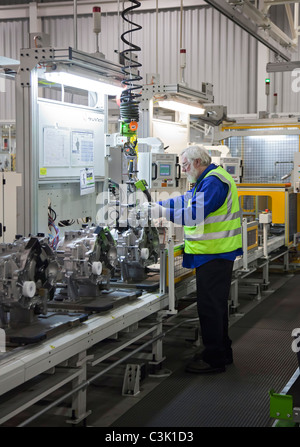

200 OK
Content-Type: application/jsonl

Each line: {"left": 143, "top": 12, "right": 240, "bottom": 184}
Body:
{"left": 180, "top": 144, "right": 212, "bottom": 167}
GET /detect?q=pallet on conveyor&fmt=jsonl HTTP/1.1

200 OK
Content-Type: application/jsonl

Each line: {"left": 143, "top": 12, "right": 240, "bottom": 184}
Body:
{"left": 5, "top": 312, "right": 88, "bottom": 345}
{"left": 110, "top": 273, "right": 160, "bottom": 292}
{"left": 48, "top": 288, "right": 143, "bottom": 313}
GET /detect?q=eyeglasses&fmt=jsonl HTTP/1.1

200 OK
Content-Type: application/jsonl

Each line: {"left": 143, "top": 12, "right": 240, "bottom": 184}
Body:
{"left": 181, "top": 161, "right": 191, "bottom": 169}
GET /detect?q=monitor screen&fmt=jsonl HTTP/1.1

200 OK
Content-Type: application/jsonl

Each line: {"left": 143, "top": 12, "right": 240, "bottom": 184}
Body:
{"left": 226, "top": 165, "right": 236, "bottom": 175}
{"left": 160, "top": 163, "right": 171, "bottom": 176}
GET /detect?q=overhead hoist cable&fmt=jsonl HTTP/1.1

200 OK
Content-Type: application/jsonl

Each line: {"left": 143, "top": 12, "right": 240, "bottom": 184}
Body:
{"left": 120, "top": 1, "right": 142, "bottom": 124}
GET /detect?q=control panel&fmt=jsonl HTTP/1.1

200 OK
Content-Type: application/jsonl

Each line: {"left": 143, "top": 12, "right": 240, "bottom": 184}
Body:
{"left": 138, "top": 152, "right": 181, "bottom": 189}
{"left": 220, "top": 157, "right": 243, "bottom": 183}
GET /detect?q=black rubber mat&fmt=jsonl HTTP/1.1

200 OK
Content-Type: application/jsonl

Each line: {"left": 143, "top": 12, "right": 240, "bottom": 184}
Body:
{"left": 112, "top": 274, "right": 300, "bottom": 427}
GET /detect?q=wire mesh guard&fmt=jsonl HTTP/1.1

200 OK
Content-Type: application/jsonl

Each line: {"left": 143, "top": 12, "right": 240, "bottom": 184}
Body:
{"left": 166, "top": 246, "right": 195, "bottom": 286}
{"left": 225, "top": 130, "right": 299, "bottom": 184}
{"left": 247, "top": 223, "right": 258, "bottom": 250}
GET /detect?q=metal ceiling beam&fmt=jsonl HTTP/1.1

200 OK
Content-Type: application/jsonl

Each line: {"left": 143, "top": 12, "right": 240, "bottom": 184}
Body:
{"left": 267, "top": 60, "right": 300, "bottom": 71}
{"left": 204, "top": 0, "right": 293, "bottom": 61}
{"left": 263, "top": 0, "right": 300, "bottom": 13}
{"left": 285, "top": 3, "right": 298, "bottom": 41}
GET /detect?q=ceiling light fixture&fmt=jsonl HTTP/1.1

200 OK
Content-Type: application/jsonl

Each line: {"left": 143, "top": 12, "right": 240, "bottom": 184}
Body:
{"left": 43, "top": 66, "right": 125, "bottom": 97}
{"left": 158, "top": 98, "right": 205, "bottom": 115}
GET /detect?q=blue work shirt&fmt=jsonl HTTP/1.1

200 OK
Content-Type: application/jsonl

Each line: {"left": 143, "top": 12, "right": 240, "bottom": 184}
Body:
{"left": 158, "top": 163, "right": 243, "bottom": 268}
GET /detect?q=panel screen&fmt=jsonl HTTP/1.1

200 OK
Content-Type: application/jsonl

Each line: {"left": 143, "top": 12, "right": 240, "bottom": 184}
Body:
{"left": 160, "top": 163, "right": 171, "bottom": 176}
{"left": 226, "top": 165, "right": 236, "bottom": 175}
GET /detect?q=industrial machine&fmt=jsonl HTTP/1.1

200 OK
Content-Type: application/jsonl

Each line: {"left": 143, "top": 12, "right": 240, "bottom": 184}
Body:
{"left": 137, "top": 140, "right": 181, "bottom": 191}
{"left": 54, "top": 225, "right": 117, "bottom": 301}
{"left": 47, "top": 224, "right": 144, "bottom": 314}
{"left": 290, "top": 151, "right": 300, "bottom": 195}
{"left": 0, "top": 235, "right": 60, "bottom": 339}
{"left": 112, "top": 223, "right": 160, "bottom": 283}
{"left": 101, "top": 141, "right": 162, "bottom": 284}
{"left": 204, "top": 145, "right": 243, "bottom": 183}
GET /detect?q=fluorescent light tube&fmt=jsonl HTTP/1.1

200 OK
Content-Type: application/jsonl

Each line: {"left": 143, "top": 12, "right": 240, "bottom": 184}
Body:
{"left": 44, "top": 71, "right": 124, "bottom": 96}
{"left": 0, "top": 56, "right": 20, "bottom": 67}
{"left": 158, "top": 99, "right": 205, "bottom": 115}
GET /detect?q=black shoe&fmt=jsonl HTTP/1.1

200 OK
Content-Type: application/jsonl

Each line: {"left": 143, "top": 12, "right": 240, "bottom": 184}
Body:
{"left": 193, "top": 351, "right": 233, "bottom": 366}
{"left": 185, "top": 359, "right": 226, "bottom": 374}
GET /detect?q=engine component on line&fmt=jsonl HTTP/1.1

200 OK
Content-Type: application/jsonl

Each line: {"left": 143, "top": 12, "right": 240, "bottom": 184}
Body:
{"left": 104, "top": 168, "right": 161, "bottom": 283}
{"left": 55, "top": 225, "right": 117, "bottom": 300}
{"left": 0, "top": 236, "right": 59, "bottom": 329}
{"left": 114, "top": 225, "right": 160, "bottom": 282}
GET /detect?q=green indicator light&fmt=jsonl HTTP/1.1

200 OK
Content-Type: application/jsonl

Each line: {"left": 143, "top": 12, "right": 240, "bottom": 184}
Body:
{"left": 265, "top": 78, "right": 270, "bottom": 84}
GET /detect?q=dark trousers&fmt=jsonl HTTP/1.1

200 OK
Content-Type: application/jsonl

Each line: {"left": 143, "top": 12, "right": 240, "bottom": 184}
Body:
{"left": 196, "top": 259, "right": 234, "bottom": 367}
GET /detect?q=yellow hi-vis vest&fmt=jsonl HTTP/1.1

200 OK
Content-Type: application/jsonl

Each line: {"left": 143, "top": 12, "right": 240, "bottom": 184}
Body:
{"left": 184, "top": 166, "right": 242, "bottom": 255}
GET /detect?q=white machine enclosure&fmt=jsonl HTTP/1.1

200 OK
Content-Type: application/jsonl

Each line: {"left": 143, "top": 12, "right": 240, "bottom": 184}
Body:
{"left": 0, "top": 172, "right": 22, "bottom": 243}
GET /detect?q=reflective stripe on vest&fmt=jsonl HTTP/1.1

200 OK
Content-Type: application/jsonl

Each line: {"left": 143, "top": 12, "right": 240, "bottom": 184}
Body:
{"left": 185, "top": 227, "right": 241, "bottom": 241}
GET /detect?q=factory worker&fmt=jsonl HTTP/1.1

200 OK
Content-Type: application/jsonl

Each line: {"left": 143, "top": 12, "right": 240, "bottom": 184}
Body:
{"left": 147, "top": 144, "right": 243, "bottom": 373}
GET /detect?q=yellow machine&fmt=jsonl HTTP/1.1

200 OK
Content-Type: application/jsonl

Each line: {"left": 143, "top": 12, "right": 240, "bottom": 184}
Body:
{"left": 219, "top": 121, "right": 300, "bottom": 249}
{"left": 237, "top": 183, "right": 300, "bottom": 248}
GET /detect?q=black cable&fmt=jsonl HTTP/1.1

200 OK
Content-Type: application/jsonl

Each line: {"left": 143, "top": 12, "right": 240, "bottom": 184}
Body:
{"left": 120, "top": 1, "right": 142, "bottom": 123}
{"left": 48, "top": 206, "right": 57, "bottom": 221}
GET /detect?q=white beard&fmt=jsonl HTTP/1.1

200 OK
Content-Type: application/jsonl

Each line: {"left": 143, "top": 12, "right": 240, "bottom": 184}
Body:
{"left": 186, "top": 165, "right": 199, "bottom": 183}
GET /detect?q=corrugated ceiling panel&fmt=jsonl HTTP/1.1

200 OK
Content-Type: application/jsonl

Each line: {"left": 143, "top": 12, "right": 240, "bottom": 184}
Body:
{"left": 1, "top": 5, "right": 259, "bottom": 120}
{"left": 182, "top": 7, "right": 257, "bottom": 113}
{"left": 267, "top": 6, "right": 300, "bottom": 115}
{"left": 42, "top": 6, "right": 258, "bottom": 114}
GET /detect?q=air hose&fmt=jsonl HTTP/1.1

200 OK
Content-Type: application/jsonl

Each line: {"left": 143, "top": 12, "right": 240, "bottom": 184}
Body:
{"left": 120, "top": 1, "right": 142, "bottom": 125}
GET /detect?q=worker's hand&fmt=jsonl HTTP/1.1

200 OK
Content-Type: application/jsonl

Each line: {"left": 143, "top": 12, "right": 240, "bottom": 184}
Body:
{"left": 141, "top": 202, "right": 165, "bottom": 219}
{"left": 149, "top": 203, "right": 165, "bottom": 219}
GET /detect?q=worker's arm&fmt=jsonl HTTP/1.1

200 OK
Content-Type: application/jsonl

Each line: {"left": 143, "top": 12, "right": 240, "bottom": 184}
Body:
{"left": 158, "top": 176, "right": 228, "bottom": 226}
